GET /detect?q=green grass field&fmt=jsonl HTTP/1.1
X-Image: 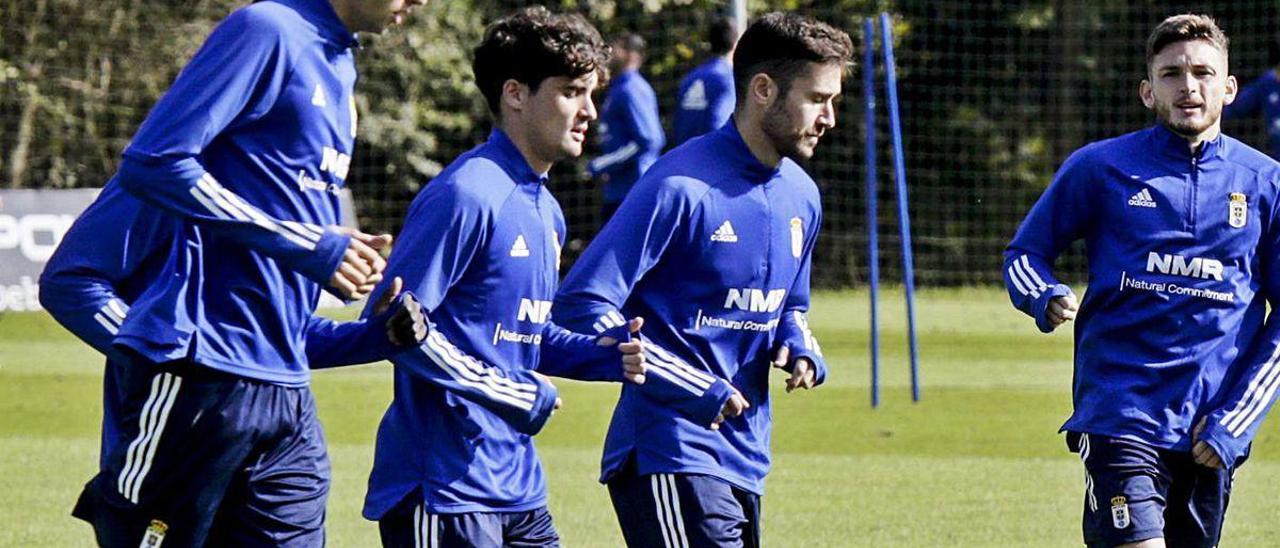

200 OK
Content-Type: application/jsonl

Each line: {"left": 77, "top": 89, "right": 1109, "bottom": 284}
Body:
{"left": 3, "top": 287, "right": 1279, "bottom": 546}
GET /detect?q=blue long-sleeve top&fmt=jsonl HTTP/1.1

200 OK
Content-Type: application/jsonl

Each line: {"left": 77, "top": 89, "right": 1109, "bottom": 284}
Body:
{"left": 109, "top": 0, "right": 361, "bottom": 386}
{"left": 38, "top": 182, "right": 396, "bottom": 465}
{"left": 554, "top": 123, "right": 828, "bottom": 496}
{"left": 589, "top": 69, "right": 666, "bottom": 204}
{"left": 1224, "top": 69, "right": 1280, "bottom": 161}
{"left": 1004, "top": 124, "right": 1280, "bottom": 468}
{"left": 361, "top": 129, "right": 628, "bottom": 518}
{"left": 672, "top": 57, "right": 735, "bottom": 148}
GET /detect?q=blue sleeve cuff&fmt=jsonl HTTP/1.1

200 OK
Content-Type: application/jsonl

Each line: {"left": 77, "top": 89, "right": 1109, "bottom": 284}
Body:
{"left": 1033, "top": 284, "right": 1075, "bottom": 333}
{"left": 788, "top": 349, "right": 828, "bottom": 386}
{"left": 306, "top": 230, "right": 351, "bottom": 290}
{"left": 688, "top": 379, "right": 734, "bottom": 427}
{"left": 1201, "top": 418, "right": 1252, "bottom": 470}
{"left": 521, "top": 375, "right": 561, "bottom": 436}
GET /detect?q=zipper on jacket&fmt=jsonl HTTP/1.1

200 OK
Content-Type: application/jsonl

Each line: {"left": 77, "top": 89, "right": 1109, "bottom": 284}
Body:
{"left": 1188, "top": 155, "right": 1199, "bottom": 232}
{"left": 533, "top": 183, "right": 550, "bottom": 293}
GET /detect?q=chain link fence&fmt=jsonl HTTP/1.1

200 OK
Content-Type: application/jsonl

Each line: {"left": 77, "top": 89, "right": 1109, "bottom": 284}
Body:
{"left": 3, "top": 1, "right": 1277, "bottom": 287}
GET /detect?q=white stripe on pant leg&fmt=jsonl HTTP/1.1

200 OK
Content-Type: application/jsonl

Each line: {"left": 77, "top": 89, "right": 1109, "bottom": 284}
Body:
{"left": 651, "top": 475, "right": 677, "bottom": 548}
{"left": 429, "top": 514, "right": 438, "bottom": 548}
{"left": 659, "top": 475, "right": 688, "bottom": 548}
{"left": 126, "top": 374, "right": 181, "bottom": 502}
{"left": 414, "top": 501, "right": 424, "bottom": 548}
{"left": 665, "top": 475, "right": 690, "bottom": 548}
{"left": 117, "top": 373, "right": 167, "bottom": 498}
{"left": 121, "top": 373, "right": 175, "bottom": 502}
{"left": 126, "top": 374, "right": 182, "bottom": 503}
{"left": 1080, "top": 434, "right": 1097, "bottom": 512}
{"left": 413, "top": 503, "right": 422, "bottom": 548}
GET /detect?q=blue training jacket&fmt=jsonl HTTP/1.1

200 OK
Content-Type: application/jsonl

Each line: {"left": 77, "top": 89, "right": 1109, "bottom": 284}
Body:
{"left": 109, "top": 0, "right": 360, "bottom": 386}
{"left": 1005, "top": 124, "right": 1280, "bottom": 468}
{"left": 555, "top": 122, "right": 829, "bottom": 496}
{"left": 1225, "top": 70, "right": 1280, "bottom": 161}
{"left": 361, "top": 129, "right": 636, "bottom": 518}
{"left": 672, "top": 57, "right": 735, "bottom": 148}
{"left": 589, "top": 69, "right": 666, "bottom": 205}
{"left": 39, "top": 183, "right": 409, "bottom": 465}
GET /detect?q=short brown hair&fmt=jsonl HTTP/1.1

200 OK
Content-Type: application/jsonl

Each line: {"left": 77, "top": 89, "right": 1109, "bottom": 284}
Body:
{"left": 472, "top": 6, "right": 611, "bottom": 115}
{"left": 1145, "top": 14, "right": 1229, "bottom": 68}
{"left": 732, "top": 12, "right": 853, "bottom": 101}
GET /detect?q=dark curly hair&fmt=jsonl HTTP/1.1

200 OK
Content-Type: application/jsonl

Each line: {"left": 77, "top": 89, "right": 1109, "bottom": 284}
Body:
{"left": 472, "top": 6, "right": 611, "bottom": 116}
{"left": 732, "top": 12, "right": 853, "bottom": 101}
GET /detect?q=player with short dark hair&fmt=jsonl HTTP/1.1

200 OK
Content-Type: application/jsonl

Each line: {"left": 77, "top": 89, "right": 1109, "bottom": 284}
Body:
{"left": 360, "top": 7, "right": 645, "bottom": 547}
{"left": 554, "top": 11, "right": 851, "bottom": 547}
{"left": 62, "top": 0, "right": 427, "bottom": 545}
{"left": 1005, "top": 13, "right": 1280, "bottom": 548}
{"left": 672, "top": 17, "right": 739, "bottom": 147}
{"left": 589, "top": 32, "right": 666, "bottom": 223}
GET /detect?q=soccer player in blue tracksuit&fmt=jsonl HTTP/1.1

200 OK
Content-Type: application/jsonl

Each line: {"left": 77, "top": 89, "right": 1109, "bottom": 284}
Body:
{"left": 40, "top": 182, "right": 424, "bottom": 471}
{"left": 1224, "top": 35, "right": 1280, "bottom": 160}
{"left": 361, "top": 9, "right": 642, "bottom": 547}
{"left": 555, "top": 13, "right": 852, "bottom": 548}
{"left": 1005, "top": 15, "right": 1280, "bottom": 548}
{"left": 65, "top": 1, "right": 425, "bottom": 546}
{"left": 672, "top": 17, "right": 738, "bottom": 148}
{"left": 589, "top": 33, "right": 666, "bottom": 223}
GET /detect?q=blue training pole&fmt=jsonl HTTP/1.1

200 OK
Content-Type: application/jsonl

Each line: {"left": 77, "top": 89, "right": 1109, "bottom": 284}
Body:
{"left": 881, "top": 12, "right": 921, "bottom": 402}
{"left": 863, "top": 18, "right": 880, "bottom": 408}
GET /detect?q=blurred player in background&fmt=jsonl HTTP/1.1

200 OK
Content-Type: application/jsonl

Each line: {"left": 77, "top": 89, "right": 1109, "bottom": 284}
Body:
{"left": 1224, "top": 33, "right": 1280, "bottom": 160}
{"left": 672, "top": 16, "right": 739, "bottom": 148}
{"left": 62, "top": 0, "right": 427, "bottom": 545}
{"left": 1005, "top": 14, "right": 1280, "bottom": 548}
{"left": 555, "top": 12, "right": 851, "bottom": 547}
{"left": 589, "top": 33, "right": 666, "bottom": 223}
{"left": 359, "top": 8, "right": 645, "bottom": 547}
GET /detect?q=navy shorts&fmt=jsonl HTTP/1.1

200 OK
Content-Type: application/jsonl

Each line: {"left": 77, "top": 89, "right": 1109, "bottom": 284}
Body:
{"left": 1071, "top": 432, "right": 1233, "bottom": 548}
{"left": 378, "top": 495, "right": 560, "bottom": 548}
{"left": 608, "top": 468, "right": 761, "bottom": 548}
{"left": 72, "top": 359, "right": 330, "bottom": 547}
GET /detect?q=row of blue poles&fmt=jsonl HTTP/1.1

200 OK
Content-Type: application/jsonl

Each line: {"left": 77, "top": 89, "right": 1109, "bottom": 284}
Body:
{"left": 864, "top": 13, "right": 920, "bottom": 407}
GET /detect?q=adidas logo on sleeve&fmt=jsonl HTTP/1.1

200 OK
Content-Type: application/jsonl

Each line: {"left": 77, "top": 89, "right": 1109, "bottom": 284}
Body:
{"left": 1128, "top": 188, "right": 1157, "bottom": 208}
{"left": 711, "top": 220, "right": 739, "bottom": 243}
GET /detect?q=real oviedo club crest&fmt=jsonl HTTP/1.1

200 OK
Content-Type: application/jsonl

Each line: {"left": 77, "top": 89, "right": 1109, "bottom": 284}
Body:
{"left": 1229, "top": 192, "right": 1247, "bottom": 229}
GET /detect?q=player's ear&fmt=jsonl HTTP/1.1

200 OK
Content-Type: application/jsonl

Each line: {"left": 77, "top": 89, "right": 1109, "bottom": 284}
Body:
{"left": 749, "top": 73, "right": 777, "bottom": 108}
{"left": 1223, "top": 74, "right": 1239, "bottom": 106}
{"left": 501, "top": 79, "right": 528, "bottom": 114}
{"left": 1139, "top": 79, "right": 1155, "bottom": 110}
